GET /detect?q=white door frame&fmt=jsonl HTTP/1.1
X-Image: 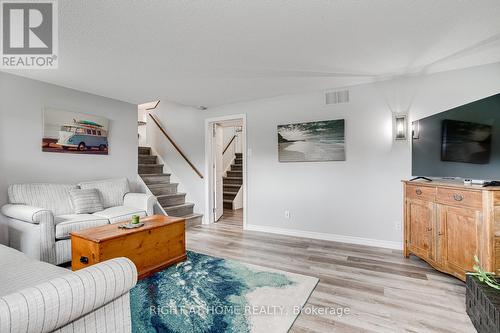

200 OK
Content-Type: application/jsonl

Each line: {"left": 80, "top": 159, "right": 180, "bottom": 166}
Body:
{"left": 213, "top": 123, "right": 224, "bottom": 222}
{"left": 204, "top": 114, "right": 247, "bottom": 228}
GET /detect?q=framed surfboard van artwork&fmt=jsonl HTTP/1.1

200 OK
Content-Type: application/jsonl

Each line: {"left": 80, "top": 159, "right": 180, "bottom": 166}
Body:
{"left": 42, "top": 108, "right": 110, "bottom": 155}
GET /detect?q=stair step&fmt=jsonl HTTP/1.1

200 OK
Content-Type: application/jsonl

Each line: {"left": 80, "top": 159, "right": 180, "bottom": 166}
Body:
{"left": 164, "top": 203, "right": 194, "bottom": 217}
{"left": 138, "top": 164, "right": 164, "bottom": 174}
{"left": 138, "top": 146, "right": 151, "bottom": 155}
{"left": 227, "top": 170, "right": 242, "bottom": 177}
{"left": 141, "top": 173, "right": 171, "bottom": 184}
{"left": 223, "top": 191, "right": 238, "bottom": 195}
{"left": 223, "top": 177, "right": 243, "bottom": 185}
{"left": 183, "top": 213, "right": 203, "bottom": 228}
{"left": 157, "top": 193, "right": 186, "bottom": 207}
{"left": 235, "top": 153, "right": 242, "bottom": 157}
{"left": 223, "top": 201, "right": 233, "bottom": 210}
{"left": 224, "top": 192, "right": 238, "bottom": 200}
{"left": 147, "top": 183, "right": 179, "bottom": 195}
{"left": 231, "top": 164, "right": 242, "bottom": 171}
{"left": 223, "top": 184, "right": 241, "bottom": 190}
{"left": 138, "top": 163, "right": 163, "bottom": 167}
{"left": 138, "top": 154, "right": 157, "bottom": 164}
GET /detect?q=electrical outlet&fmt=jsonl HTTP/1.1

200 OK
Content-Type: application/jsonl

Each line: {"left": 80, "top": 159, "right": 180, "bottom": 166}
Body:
{"left": 394, "top": 221, "right": 402, "bottom": 231}
{"left": 284, "top": 210, "right": 290, "bottom": 219}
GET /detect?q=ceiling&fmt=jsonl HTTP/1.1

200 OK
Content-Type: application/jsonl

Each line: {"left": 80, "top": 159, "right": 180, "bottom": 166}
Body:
{"left": 4, "top": 0, "right": 500, "bottom": 107}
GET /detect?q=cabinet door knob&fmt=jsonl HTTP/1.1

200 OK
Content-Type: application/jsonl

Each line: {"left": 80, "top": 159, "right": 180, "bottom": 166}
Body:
{"left": 438, "top": 232, "right": 444, "bottom": 236}
{"left": 415, "top": 189, "right": 422, "bottom": 195}
{"left": 80, "top": 256, "right": 89, "bottom": 264}
{"left": 453, "top": 194, "right": 464, "bottom": 201}
{"left": 426, "top": 227, "right": 432, "bottom": 232}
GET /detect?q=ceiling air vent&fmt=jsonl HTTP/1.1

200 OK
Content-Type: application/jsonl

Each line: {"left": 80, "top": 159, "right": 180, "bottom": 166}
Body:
{"left": 325, "top": 90, "right": 349, "bottom": 105}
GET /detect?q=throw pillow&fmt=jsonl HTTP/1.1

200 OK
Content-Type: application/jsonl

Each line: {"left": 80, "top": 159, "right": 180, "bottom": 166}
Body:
{"left": 69, "top": 188, "right": 104, "bottom": 214}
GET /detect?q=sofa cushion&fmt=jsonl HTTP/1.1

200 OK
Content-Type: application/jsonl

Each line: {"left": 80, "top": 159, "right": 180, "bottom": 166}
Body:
{"left": 79, "top": 178, "right": 130, "bottom": 208}
{"left": 8, "top": 183, "right": 77, "bottom": 215}
{"left": 93, "top": 206, "right": 146, "bottom": 224}
{"left": 55, "top": 214, "right": 110, "bottom": 239}
{"left": 0, "top": 245, "right": 67, "bottom": 297}
{"left": 69, "top": 188, "right": 104, "bottom": 214}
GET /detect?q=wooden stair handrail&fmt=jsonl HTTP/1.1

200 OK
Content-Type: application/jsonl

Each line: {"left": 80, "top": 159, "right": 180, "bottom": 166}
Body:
{"left": 148, "top": 114, "right": 204, "bottom": 179}
{"left": 222, "top": 135, "right": 237, "bottom": 155}
{"left": 146, "top": 100, "right": 160, "bottom": 110}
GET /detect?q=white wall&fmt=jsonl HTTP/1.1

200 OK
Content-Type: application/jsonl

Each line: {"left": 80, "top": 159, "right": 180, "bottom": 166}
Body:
{"left": 0, "top": 72, "right": 138, "bottom": 245}
{"left": 222, "top": 126, "right": 243, "bottom": 173}
{"left": 138, "top": 108, "right": 148, "bottom": 147}
{"left": 223, "top": 126, "right": 243, "bottom": 154}
{"left": 222, "top": 127, "right": 236, "bottom": 148}
{"left": 147, "top": 102, "right": 206, "bottom": 216}
{"left": 151, "top": 63, "right": 500, "bottom": 248}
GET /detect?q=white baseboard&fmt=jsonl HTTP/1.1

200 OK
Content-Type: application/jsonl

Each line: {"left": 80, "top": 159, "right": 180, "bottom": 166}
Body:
{"left": 245, "top": 224, "right": 403, "bottom": 250}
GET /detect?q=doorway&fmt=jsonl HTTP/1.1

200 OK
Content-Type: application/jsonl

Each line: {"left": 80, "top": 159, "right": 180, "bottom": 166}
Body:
{"left": 205, "top": 115, "right": 246, "bottom": 228}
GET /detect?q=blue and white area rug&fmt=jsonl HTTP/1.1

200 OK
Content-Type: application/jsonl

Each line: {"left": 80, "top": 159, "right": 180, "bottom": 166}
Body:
{"left": 130, "top": 251, "right": 318, "bottom": 333}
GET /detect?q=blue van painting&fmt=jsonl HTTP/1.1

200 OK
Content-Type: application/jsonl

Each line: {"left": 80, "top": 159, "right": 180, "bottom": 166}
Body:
{"left": 43, "top": 108, "right": 110, "bottom": 155}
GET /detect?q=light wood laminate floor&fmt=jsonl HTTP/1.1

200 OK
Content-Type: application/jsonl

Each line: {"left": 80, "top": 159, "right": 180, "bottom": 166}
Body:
{"left": 187, "top": 209, "right": 476, "bottom": 333}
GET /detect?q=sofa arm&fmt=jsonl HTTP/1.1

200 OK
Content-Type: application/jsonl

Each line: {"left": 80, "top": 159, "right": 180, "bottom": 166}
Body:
{"left": 0, "top": 257, "right": 138, "bottom": 333}
{"left": 123, "top": 192, "right": 157, "bottom": 216}
{"left": 2, "top": 204, "right": 57, "bottom": 263}
{"left": 1, "top": 204, "right": 53, "bottom": 224}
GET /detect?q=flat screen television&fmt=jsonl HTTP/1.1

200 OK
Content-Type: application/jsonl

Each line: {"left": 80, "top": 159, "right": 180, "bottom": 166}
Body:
{"left": 412, "top": 93, "right": 500, "bottom": 180}
{"left": 441, "top": 119, "right": 492, "bottom": 164}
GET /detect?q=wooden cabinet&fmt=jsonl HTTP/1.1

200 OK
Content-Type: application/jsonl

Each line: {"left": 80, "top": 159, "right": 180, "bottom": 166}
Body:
{"left": 71, "top": 215, "right": 186, "bottom": 279}
{"left": 439, "top": 205, "right": 481, "bottom": 280}
{"left": 403, "top": 181, "right": 500, "bottom": 281}
{"left": 406, "top": 199, "right": 434, "bottom": 260}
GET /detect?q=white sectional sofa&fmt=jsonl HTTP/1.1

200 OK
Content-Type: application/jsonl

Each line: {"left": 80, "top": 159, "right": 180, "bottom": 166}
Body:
{"left": 0, "top": 244, "right": 137, "bottom": 333}
{"left": 1, "top": 178, "right": 156, "bottom": 265}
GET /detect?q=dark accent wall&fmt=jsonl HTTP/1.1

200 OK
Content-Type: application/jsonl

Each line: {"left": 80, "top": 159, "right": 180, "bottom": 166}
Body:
{"left": 412, "top": 93, "right": 500, "bottom": 179}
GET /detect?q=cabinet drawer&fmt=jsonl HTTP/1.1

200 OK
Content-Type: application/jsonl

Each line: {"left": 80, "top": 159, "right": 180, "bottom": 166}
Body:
{"left": 406, "top": 185, "right": 435, "bottom": 201}
{"left": 436, "top": 188, "right": 482, "bottom": 209}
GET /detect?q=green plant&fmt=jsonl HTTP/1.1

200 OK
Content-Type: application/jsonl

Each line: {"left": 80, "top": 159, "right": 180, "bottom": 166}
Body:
{"left": 467, "top": 255, "right": 500, "bottom": 290}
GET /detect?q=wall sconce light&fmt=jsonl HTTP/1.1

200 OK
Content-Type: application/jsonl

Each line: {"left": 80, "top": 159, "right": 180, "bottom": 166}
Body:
{"left": 393, "top": 114, "right": 408, "bottom": 141}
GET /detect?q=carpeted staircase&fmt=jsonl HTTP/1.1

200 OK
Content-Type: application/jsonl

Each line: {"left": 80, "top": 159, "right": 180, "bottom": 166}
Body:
{"left": 223, "top": 152, "right": 243, "bottom": 210}
{"left": 138, "top": 146, "right": 202, "bottom": 226}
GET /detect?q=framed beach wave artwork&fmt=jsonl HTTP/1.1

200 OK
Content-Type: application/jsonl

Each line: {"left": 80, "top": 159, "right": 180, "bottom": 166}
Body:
{"left": 42, "top": 108, "right": 110, "bottom": 155}
{"left": 278, "top": 119, "right": 345, "bottom": 162}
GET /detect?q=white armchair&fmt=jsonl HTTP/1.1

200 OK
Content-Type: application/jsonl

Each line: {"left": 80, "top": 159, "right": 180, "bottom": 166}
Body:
{"left": 0, "top": 245, "right": 138, "bottom": 333}
{"left": 1, "top": 179, "right": 157, "bottom": 265}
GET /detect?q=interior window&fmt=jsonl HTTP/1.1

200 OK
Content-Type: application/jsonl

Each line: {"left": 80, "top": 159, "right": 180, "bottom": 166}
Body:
{"left": 92, "top": 130, "right": 97, "bottom": 135}
{"left": 97, "top": 130, "right": 101, "bottom": 136}
{"left": 87, "top": 129, "right": 92, "bottom": 134}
